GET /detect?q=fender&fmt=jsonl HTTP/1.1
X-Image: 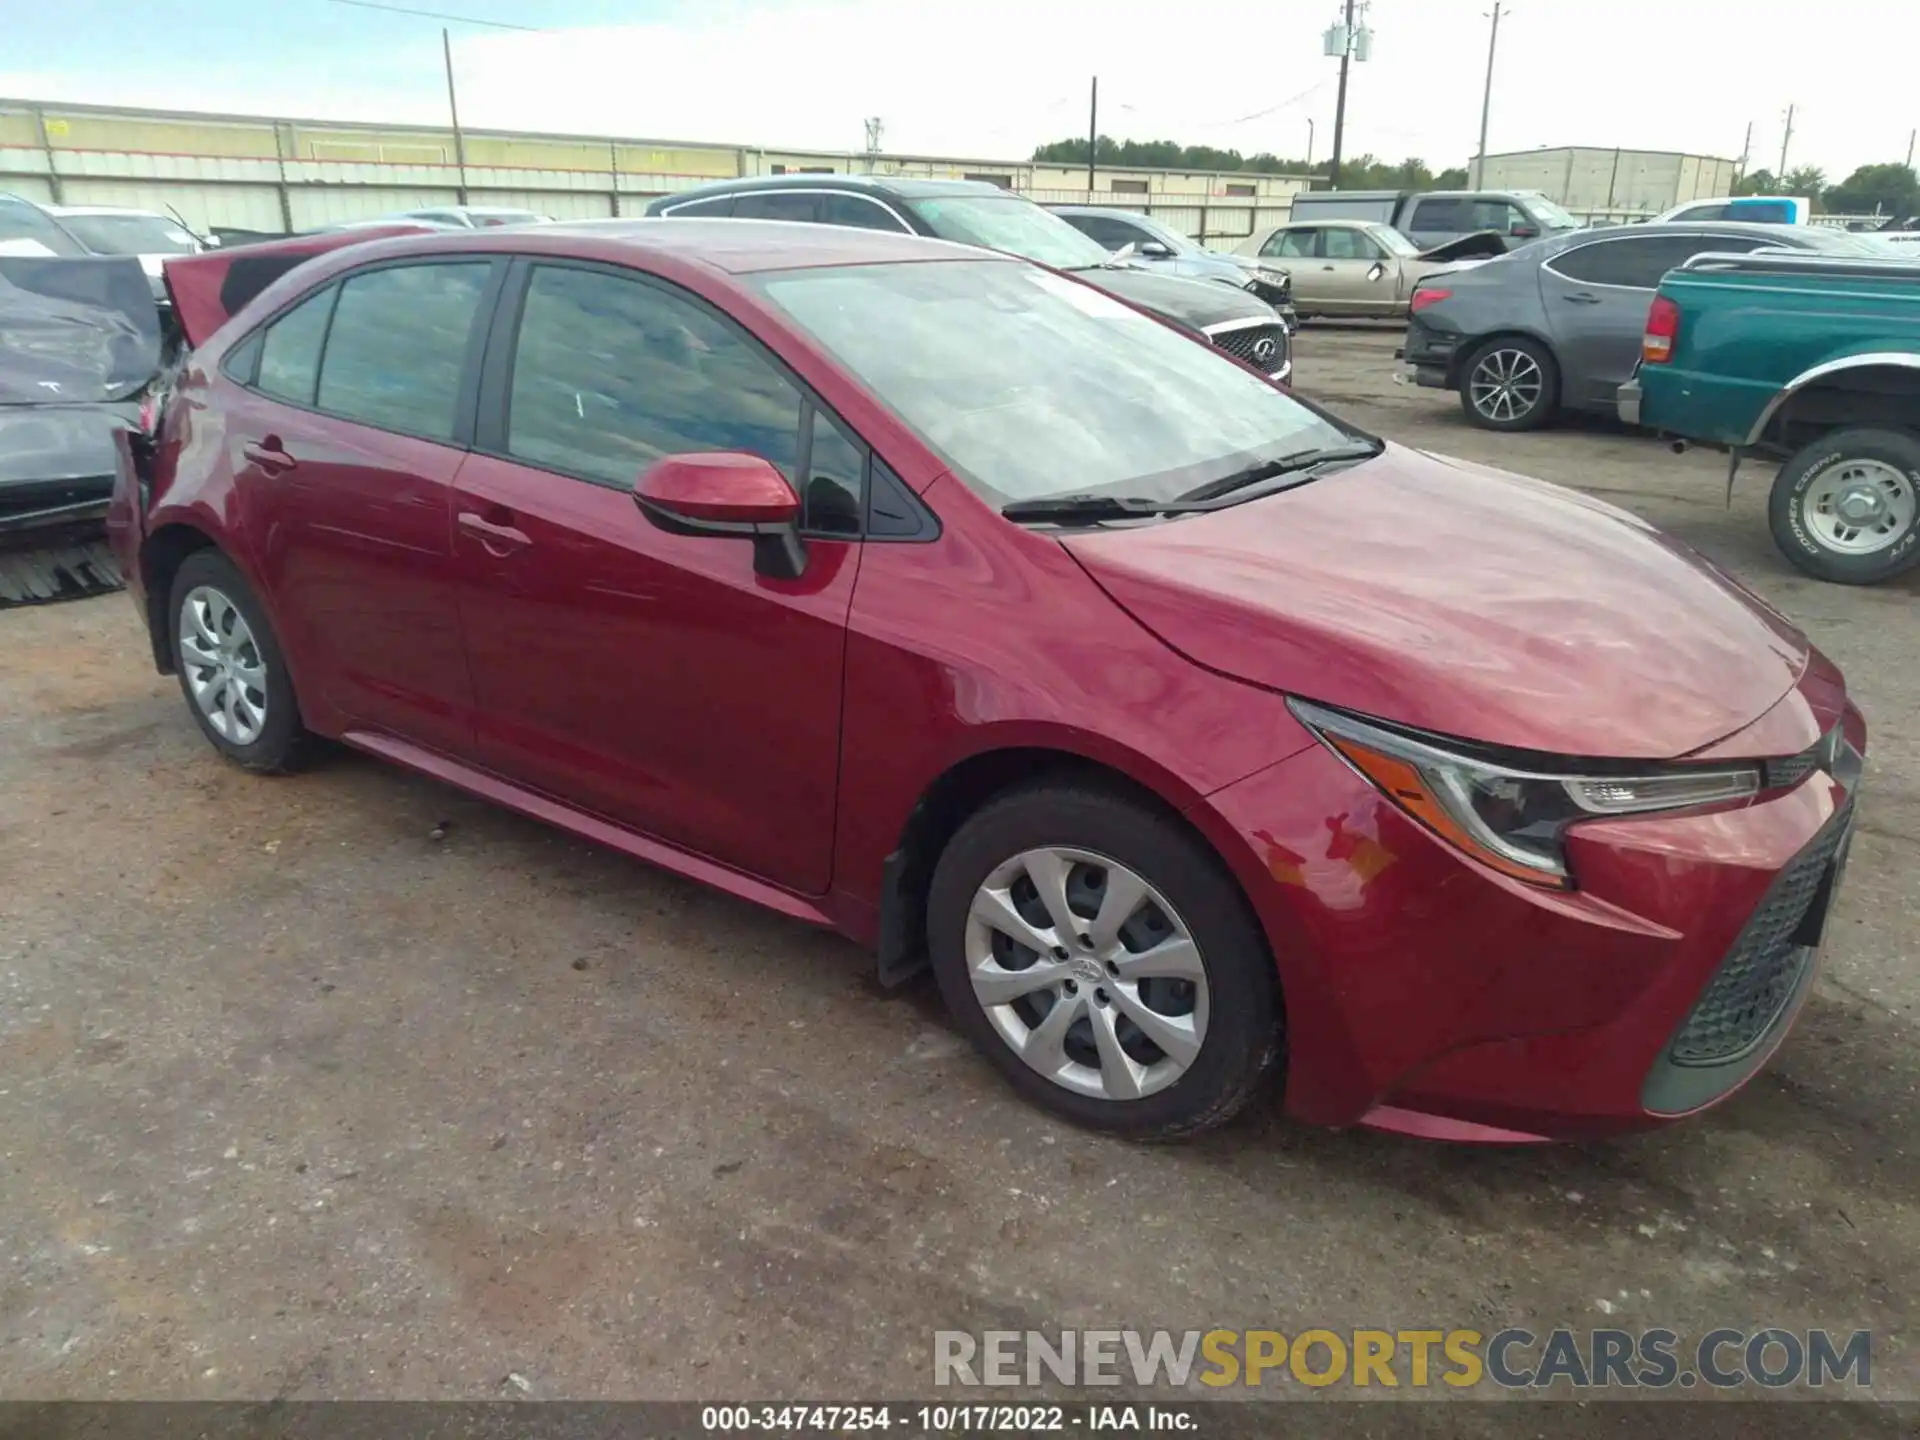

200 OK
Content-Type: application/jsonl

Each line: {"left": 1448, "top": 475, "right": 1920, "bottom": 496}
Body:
{"left": 1723, "top": 352, "right": 1920, "bottom": 503}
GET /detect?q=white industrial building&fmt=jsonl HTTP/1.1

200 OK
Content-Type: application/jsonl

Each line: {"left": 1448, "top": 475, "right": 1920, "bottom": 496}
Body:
{"left": 1477, "top": 147, "right": 1741, "bottom": 219}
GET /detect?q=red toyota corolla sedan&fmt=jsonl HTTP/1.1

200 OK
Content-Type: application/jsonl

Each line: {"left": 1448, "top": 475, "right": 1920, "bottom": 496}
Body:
{"left": 109, "top": 220, "right": 1865, "bottom": 1143}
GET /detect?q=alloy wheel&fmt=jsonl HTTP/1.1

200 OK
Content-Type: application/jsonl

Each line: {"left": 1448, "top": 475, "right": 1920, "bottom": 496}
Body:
{"left": 178, "top": 584, "right": 269, "bottom": 745}
{"left": 1468, "top": 347, "right": 1545, "bottom": 424}
{"left": 964, "top": 847, "right": 1209, "bottom": 1101}
{"left": 1801, "top": 459, "right": 1917, "bottom": 555}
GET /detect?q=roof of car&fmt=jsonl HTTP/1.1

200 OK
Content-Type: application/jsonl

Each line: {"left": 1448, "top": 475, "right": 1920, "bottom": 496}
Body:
{"left": 1573, "top": 220, "right": 1824, "bottom": 241}
{"left": 662, "top": 173, "right": 1008, "bottom": 202}
{"left": 44, "top": 204, "right": 171, "bottom": 217}
{"left": 425, "top": 216, "right": 999, "bottom": 273}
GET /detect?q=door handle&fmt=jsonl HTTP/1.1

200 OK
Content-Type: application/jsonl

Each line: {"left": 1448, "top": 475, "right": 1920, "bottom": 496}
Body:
{"left": 457, "top": 509, "right": 531, "bottom": 556}
{"left": 1322, "top": 264, "right": 1337, "bottom": 271}
{"left": 1563, "top": 291, "right": 1603, "bottom": 304}
{"left": 241, "top": 438, "right": 296, "bottom": 473}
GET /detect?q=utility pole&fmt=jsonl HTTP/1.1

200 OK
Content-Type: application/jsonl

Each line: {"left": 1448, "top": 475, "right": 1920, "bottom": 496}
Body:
{"left": 1086, "top": 76, "right": 1098, "bottom": 193}
{"left": 1329, "top": 0, "right": 1355, "bottom": 186}
{"left": 1735, "top": 120, "right": 1752, "bottom": 187}
{"left": 1907, "top": 128, "right": 1915, "bottom": 169}
{"left": 1777, "top": 103, "right": 1794, "bottom": 177}
{"left": 442, "top": 28, "right": 468, "bottom": 206}
{"left": 863, "top": 117, "right": 884, "bottom": 173}
{"left": 1306, "top": 118, "right": 1315, "bottom": 169}
{"left": 1470, "top": 5, "right": 1505, "bottom": 190}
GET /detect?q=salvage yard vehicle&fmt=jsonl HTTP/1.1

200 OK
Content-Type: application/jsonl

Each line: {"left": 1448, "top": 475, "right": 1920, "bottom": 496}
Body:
{"left": 1283, "top": 188, "right": 1580, "bottom": 250}
{"left": 1048, "top": 205, "right": 1297, "bottom": 320}
{"left": 1619, "top": 247, "right": 1920, "bottom": 584}
{"left": 1242, "top": 219, "right": 1500, "bottom": 320}
{"left": 45, "top": 204, "right": 205, "bottom": 288}
{"left": 647, "top": 176, "right": 1292, "bottom": 382}
{"left": 112, "top": 220, "right": 1864, "bottom": 1142}
{"left": 1401, "top": 221, "right": 1891, "bottom": 431}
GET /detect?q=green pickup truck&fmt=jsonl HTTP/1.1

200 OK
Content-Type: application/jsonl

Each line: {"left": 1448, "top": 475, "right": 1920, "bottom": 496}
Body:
{"left": 1618, "top": 248, "right": 1920, "bottom": 585}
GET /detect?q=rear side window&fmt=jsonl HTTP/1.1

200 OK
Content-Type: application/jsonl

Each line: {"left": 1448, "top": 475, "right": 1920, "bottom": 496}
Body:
{"left": 315, "top": 263, "right": 491, "bottom": 440}
{"left": 1407, "top": 198, "right": 1466, "bottom": 232}
{"left": 254, "top": 286, "right": 338, "bottom": 404}
{"left": 1547, "top": 235, "right": 1757, "bottom": 289}
{"left": 1322, "top": 228, "right": 1383, "bottom": 261}
{"left": 1263, "top": 228, "right": 1317, "bottom": 258}
{"left": 505, "top": 264, "right": 803, "bottom": 488}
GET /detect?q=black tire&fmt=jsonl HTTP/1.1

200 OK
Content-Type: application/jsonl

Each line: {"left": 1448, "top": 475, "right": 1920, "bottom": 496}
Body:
{"left": 1458, "top": 335, "right": 1559, "bottom": 431}
{"left": 1767, "top": 428, "right": 1920, "bottom": 585}
{"left": 167, "top": 550, "right": 313, "bottom": 772}
{"left": 927, "top": 782, "right": 1281, "bottom": 1141}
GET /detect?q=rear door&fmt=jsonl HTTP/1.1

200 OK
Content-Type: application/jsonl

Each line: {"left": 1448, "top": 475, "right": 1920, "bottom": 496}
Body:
{"left": 223, "top": 257, "right": 501, "bottom": 754}
{"left": 1260, "top": 228, "right": 1322, "bottom": 307}
{"left": 1316, "top": 226, "right": 1394, "bottom": 314}
{"left": 449, "top": 258, "right": 859, "bottom": 893}
{"left": 1539, "top": 233, "right": 1763, "bottom": 408}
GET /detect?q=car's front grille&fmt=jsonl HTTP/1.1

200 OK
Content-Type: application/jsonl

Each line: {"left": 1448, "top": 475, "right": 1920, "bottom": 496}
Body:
{"left": 1207, "top": 321, "right": 1290, "bottom": 374}
{"left": 1763, "top": 724, "right": 1839, "bottom": 790}
{"left": 1668, "top": 802, "right": 1852, "bottom": 1066}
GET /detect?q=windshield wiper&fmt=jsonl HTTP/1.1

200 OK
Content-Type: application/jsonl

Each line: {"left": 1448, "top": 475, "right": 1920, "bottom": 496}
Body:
{"left": 1173, "top": 441, "right": 1383, "bottom": 504}
{"left": 1000, "top": 493, "right": 1223, "bottom": 524}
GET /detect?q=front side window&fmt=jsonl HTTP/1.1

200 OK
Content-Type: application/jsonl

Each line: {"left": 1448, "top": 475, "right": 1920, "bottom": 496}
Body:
{"left": 254, "top": 286, "right": 338, "bottom": 405}
{"left": 665, "top": 196, "right": 736, "bottom": 218}
{"left": 821, "top": 194, "right": 909, "bottom": 232}
{"left": 907, "top": 195, "right": 1111, "bottom": 270}
{"left": 733, "top": 193, "right": 821, "bottom": 222}
{"left": 802, "top": 410, "right": 865, "bottom": 536}
{"left": 505, "top": 264, "right": 802, "bottom": 489}
{"left": 756, "top": 259, "right": 1353, "bottom": 506}
{"left": 1322, "top": 227, "right": 1383, "bottom": 261}
{"left": 315, "top": 262, "right": 491, "bottom": 440}
{"left": 1469, "top": 199, "right": 1530, "bottom": 234}
{"left": 1067, "top": 214, "right": 1146, "bottom": 251}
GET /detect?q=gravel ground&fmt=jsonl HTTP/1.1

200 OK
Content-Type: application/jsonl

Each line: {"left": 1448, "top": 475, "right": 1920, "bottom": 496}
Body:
{"left": 0, "top": 325, "right": 1913, "bottom": 1418}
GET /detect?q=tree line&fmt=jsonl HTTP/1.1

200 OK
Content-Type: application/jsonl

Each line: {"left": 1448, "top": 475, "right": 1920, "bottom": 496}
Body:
{"left": 1738, "top": 162, "right": 1919, "bottom": 218}
{"left": 1030, "top": 136, "right": 1466, "bottom": 191}
{"left": 1033, "top": 135, "right": 1920, "bottom": 219}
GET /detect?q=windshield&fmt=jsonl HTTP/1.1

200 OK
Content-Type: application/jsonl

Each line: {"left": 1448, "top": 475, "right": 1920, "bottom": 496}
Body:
{"left": 0, "top": 197, "right": 88, "bottom": 258}
{"left": 906, "top": 195, "right": 1113, "bottom": 270}
{"left": 1372, "top": 226, "right": 1420, "bottom": 256}
{"left": 1518, "top": 194, "right": 1581, "bottom": 229}
{"left": 757, "top": 259, "right": 1353, "bottom": 506}
{"left": 57, "top": 213, "right": 199, "bottom": 255}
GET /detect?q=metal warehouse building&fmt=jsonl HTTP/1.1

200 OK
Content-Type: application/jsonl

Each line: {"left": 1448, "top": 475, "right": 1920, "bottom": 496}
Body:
{"left": 1477, "top": 146, "right": 1741, "bottom": 218}
{"left": 0, "top": 98, "right": 1309, "bottom": 246}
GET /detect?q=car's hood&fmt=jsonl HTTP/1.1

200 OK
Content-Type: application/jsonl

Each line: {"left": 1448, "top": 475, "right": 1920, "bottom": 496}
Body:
{"left": 1062, "top": 444, "right": 1809, "bottom": 759}
{"left": 1072, "top": 266, "right": 1276, "bottom": 328}
{"left": 0, "top": 255, "right": 160, "bottom": 406}
{"left": 1415, "top": 231, "right": 1509, "bottom": 263}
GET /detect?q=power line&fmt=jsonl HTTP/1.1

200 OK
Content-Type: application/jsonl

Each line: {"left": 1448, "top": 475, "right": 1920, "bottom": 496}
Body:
{"left": 1196, "top": 79, "right": 1331, "bottom": 132}
{"left": 323, "top": 0, "right": 542, "bottom": 30}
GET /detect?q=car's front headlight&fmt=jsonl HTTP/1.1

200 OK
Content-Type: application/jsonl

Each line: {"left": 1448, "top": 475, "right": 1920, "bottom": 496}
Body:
{"left": 1289, "top": 699, "right": 1760, "bottom": 887}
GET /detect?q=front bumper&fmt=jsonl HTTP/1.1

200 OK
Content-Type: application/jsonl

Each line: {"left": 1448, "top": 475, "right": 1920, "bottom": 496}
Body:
{"left": 1199, "top": 682, "right": 1866, "bottom": 1141}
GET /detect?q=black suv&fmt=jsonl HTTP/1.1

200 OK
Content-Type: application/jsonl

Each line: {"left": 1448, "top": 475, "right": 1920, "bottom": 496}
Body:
{"left": 645, "top": 176, "right": 1291, "bottom": 382}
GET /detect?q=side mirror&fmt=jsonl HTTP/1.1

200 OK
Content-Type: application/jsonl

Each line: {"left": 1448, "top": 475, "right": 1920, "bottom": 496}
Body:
{"left": 633, "top": 452, "right": 807, "bottom": 580}
{"left": 1138, "top": 240, "right": 1174, "bottom": 258}
{"left": 1366, "top": 261, "right": 1386, "bottom": 281}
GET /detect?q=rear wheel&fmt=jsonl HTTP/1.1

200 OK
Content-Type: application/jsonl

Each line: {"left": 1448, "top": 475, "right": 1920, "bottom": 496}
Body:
{"left": 927, "top": 783, "right": 1280, "bottom": 1140}
{"left": 168, "top": 550, "right": 312, "bottom": 772}
{"left": 1459, "top": 336, "right": 1558, "bottom": 431}
{"left": 1768, "top": 427, "right": 1920, "bottom": 585}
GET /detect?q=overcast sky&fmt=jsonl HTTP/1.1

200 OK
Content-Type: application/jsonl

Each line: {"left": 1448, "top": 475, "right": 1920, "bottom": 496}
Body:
{"left": 4, "top": 0, "right": 1913, "bottom": 179}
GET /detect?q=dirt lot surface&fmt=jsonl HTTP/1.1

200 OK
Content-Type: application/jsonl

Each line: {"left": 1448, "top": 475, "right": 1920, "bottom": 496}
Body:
{"left": 1, "top": 326, "right": 1914, "bottom": 1422}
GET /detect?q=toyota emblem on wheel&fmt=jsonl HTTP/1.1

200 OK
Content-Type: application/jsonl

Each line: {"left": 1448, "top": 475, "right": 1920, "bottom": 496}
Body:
{"left": 1252, "top": 336, "right": 1278, "bottom": 363}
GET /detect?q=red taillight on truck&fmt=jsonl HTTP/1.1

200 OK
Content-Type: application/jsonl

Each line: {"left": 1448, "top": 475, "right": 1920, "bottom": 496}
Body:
{"left": 1643, "top": 296, "right": 1680, "bottom": 364}
{"left": 1410, "top": 287, "right": 1451, "bottom": 314}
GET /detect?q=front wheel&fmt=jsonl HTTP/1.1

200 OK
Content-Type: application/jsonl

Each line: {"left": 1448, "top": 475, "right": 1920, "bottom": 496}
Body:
{"left": 1768, "top": 428, "right": 1920, "bottom": 585}
{"left": 927, "top": 783, "right": 1281, "bottom": 1141}
{"left": 1459, "top": 336, "right": 1558, "bottom": 431}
